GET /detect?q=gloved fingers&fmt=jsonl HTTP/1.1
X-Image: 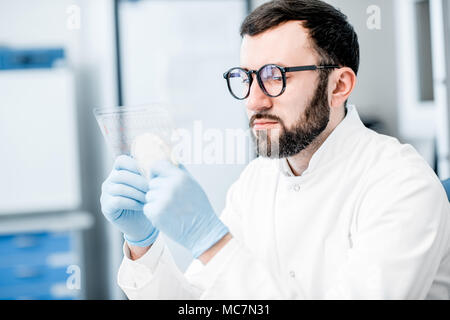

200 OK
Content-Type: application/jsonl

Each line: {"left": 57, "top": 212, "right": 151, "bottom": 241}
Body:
{"left": 109, "top": 169, "right": 149, "bottom": 193}
{"left": 100, "top": 194, "right": 144, "bottom": 220}
{"left": 105, "top": 182, "right": 146, "bottom": 203}
{"left": 145, "top": 185, "right": 172, "bottom": 205}
{"left": 143, "top": 200, "right": 164, "bottom": 221}
{"left": 148, "top": 159, "right": 177, "bottom": 179}
{"left": 147, "top": 176, "right": 165, "bottom": 190}
{"left": 108, "top": 195, "right": 145, "bottom": 213}
{"left": 113, "top": 154, "right": 141, "bottom": 175}
{"left": 145, "top": 189, "right": 160, "bottom": 203}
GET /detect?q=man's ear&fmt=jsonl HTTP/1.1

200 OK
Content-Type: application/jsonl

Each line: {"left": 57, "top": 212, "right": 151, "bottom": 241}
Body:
{"left": 329, "top": 67, "right": 357, "bottom": 108}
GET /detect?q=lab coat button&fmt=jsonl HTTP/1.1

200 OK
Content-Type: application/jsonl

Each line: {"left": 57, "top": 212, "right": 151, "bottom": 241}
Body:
{"left": 293, "top": 184, "right": 300, "bottom": 192}
{"left": 289, "top": 270, "right": 296, "bottom": 278}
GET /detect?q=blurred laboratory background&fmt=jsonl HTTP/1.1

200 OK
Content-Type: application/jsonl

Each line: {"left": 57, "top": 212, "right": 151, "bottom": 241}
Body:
{"left": 0, "top": 0, "right": 449, "bottom": 299}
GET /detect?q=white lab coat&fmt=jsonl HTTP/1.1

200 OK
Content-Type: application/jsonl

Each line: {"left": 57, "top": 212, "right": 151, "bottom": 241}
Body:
{"left": 117, "top": 105, "right": 450, "bottom": 299}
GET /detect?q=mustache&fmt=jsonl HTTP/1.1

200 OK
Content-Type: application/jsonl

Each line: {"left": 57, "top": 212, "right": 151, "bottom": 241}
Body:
{"left": 249, "top": 113, "right": 284, "bottom": 128}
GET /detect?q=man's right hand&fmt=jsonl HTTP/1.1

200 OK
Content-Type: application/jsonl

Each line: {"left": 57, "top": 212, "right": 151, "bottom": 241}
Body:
{"left": 100, "top": 155, "right": 159, "bottom": 249}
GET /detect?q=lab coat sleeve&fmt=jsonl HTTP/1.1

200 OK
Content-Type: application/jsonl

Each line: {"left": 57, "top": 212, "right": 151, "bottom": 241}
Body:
{"left": 183, "top": 237, "right": 293, "bottom": 299}
{"left": 117, "top": 234, "right": 203, "bottom": 299}
{"left": 324, "top": 163, "right": 450, "bottom": 299}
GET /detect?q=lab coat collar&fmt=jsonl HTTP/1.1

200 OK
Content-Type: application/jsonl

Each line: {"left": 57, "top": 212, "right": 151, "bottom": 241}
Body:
{"left": 279, "top": 105, "right": 366, "bottom": 177}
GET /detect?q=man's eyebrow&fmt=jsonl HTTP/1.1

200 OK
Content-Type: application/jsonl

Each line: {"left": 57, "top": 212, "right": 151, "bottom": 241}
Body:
{"left": 240, "top": 62, "right": 289, "bottom": 70}
{"left": 272, "top": 62, "right": 289, "bottom": 67}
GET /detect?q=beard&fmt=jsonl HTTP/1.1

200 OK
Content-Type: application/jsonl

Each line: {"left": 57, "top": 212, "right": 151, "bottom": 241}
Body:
{"left": 250, "top": 73, "right": 330, "bottom": 159}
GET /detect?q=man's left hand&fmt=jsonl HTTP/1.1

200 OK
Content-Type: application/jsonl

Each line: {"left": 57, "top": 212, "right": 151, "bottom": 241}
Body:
{"left": 143, "top": 160, "right": 230, "bottom": 258}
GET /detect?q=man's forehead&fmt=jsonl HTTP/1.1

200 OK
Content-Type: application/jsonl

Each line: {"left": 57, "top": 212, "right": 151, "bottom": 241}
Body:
{"left": 240, "top": 21, "right": 316, "bottom": 69}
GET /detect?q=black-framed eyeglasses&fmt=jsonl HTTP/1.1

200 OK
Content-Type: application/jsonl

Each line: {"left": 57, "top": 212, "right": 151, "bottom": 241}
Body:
{"left": 223, "top": 64, "right": 340, "bottom": 100}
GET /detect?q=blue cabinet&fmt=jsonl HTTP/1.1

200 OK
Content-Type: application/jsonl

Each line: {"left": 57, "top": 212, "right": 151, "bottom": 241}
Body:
{"left": 0, "top": 231, "right": 80, "bottom": 300}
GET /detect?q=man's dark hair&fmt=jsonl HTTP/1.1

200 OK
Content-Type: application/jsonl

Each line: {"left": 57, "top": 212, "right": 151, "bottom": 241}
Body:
{"left": 240, "top": 0, "right": 360, "bottom": 76}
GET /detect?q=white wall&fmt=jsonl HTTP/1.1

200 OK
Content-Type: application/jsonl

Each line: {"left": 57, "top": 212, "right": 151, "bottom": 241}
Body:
{"left": 328, "top": 0, "right": 399, "bottom": 137}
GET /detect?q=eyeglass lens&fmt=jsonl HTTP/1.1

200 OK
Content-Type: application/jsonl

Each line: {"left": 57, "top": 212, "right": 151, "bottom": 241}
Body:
{"left": 227, "top": 65, "right": 284, "bottom": 99}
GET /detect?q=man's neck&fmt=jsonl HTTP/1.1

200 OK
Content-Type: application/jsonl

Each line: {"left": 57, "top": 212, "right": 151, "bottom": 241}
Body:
{"left": 286, "top": 106, "right": 347, "bottom": 177}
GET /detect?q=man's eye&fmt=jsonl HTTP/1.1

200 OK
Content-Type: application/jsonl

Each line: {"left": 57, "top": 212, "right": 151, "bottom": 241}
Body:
{"left": 265, "top": 76, "right": 282, "bottom": 82}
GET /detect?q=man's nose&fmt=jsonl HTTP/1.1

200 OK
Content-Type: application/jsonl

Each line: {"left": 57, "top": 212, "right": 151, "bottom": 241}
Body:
{"left": 245, "top": 76, "right": 272, "bottom": 113}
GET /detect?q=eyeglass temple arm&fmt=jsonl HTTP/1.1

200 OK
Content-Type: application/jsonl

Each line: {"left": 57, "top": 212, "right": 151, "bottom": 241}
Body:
{"left": 285, "top": 65, "right": 340, "bottom": 72}
{"left": 223, "top": 65, "right": 340, "bottom": 78}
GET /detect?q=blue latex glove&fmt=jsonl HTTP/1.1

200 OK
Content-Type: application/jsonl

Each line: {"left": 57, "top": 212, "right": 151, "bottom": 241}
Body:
{"left": 143, "top": 160, "right": 229, "bottom": 258}
{"left": 100, "top": 155, "right": 159, "bottom": 247}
